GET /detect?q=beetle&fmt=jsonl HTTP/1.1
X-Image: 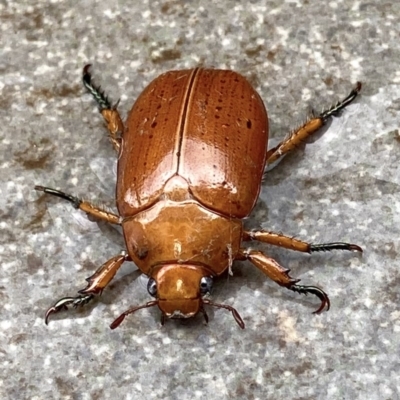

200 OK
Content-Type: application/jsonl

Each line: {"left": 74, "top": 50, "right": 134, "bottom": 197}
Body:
{"left": 36, "top": 65, "right": 362, "bottom": 329}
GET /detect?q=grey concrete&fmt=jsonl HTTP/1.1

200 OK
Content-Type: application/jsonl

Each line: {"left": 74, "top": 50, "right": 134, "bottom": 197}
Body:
{"left": 1, "top": 1, "right": 399, "bottom": 399}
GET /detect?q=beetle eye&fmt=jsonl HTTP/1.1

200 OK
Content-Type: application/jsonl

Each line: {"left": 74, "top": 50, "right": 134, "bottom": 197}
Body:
{"left": 147, "top": 278, "right": 157, "bottom": 297}
{"left": 200, "top": 276, "right": 213, "bottom": 295}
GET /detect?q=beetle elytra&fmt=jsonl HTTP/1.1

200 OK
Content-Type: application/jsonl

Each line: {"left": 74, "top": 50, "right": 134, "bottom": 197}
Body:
{"left": 36, "top": 66, "right": 362, "bottom": 329}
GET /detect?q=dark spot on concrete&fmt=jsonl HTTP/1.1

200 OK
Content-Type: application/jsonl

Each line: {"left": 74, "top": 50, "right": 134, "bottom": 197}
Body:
{"left": 14, "top": 138, "right": 54, "bottom": 170}
{"left": 26, "top": 253, "right": 43, "bottom": 272}
{"left": 55, "top": 377, "right": 74, "bottom": 397}
{"left": 26, "top": 84, "right": 81, "bottom": 106}
{"left": 371, "top": 129, "right": 400, "bottom": 154}
{"left": 267, "top": 49, "right": 278, "bottom": 61}
{"left": 245, "top": 45, "right": 263, "bottom": 57}
{"left": 12, "top": 333, "right": 28, "bottom": 344}
{"left": 323, "top": 76, "right": 334, "bottom": 86}
{"left": 152, "top": 48, "right": 182, "bottom": 64}
{"left": 82, "top": 259, "right": 97, "bottom": 272}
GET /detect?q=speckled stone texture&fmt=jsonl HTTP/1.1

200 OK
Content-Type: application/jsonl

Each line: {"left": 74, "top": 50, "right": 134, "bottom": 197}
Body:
{"left": 1, "top": 1, "right": 400, "bottom": 399}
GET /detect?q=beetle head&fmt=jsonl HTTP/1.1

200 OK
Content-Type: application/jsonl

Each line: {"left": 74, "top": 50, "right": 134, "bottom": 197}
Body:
{"left": 149, "top": 264, "right": 212, "bottom": 320}
{"left": 109, "top": 264, "right": 245, "bottom": 329}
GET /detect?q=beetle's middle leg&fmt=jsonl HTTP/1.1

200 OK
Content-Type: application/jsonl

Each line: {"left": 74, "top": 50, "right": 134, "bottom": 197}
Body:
{"left": 237, "top": 248, "right": 330, "bottom": 313}
{"left": 35, "top": 186, "right": 121, "bottom": 225}
{"left": 83, "top": 64, "right": 124, "bottom": 152}
{"left": 45, "top": 253, "right": 129, "bottom": 324}
{"left": 242, "top": 230, "right": 362, "bottom": 253}
{"left": 265, "top": 82, "right": 362, "bottom": 166}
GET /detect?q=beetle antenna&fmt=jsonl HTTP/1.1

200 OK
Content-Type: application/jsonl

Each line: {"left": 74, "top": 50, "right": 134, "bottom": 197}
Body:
{"left": 203, "top": 299, "right": 245, "bottom": 329}
{"left": 110, "top": 300, "right": 158, "bottom": 329}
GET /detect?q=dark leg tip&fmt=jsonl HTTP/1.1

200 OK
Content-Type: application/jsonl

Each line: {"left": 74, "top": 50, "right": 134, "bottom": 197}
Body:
{"left": 355, "top": 81, "right": 362, "bottom": 93}
{"left": 349, "top": 244, "right": 363, "bottom": 253}
{"left": 309, "top": 242, "right": 363, "bottom": 253}
{"left": 44, "top": 307, "right": 56, "bottom": 325}
{"left": 82, "top": 64, "right": 112, "bottom": 110}
{"left": 290, "top": 284, "right": 330, "bottom": 314}
{"left": 83, "top": 64, "right": 92, "bottom": 74}
{"left": 83, "top": 64, "right": 93, "bottom": 83}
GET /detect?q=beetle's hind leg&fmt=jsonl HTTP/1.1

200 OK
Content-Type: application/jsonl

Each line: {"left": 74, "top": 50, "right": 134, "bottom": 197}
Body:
{"left": 34, "top": 186, "right": 121, "bottom": 225}
{"left": 83, "top": 64, "right": 124, "bottom": 152}
{"left": 45, "top": 253, "right": 129, "bottom": 324}
{"left": 265, "top": 82, "right": 362, "bottom": 167}
{"left": 237, "top": 248, "right": 330, "bottom": 313}
{"left": 242, "top": 230, "right": 362, "bottom": 253}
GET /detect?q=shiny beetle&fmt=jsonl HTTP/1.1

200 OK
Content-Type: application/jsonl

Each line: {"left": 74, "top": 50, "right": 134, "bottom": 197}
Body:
{"left": 36, "top": 66, "right": 362, "bottom": 329}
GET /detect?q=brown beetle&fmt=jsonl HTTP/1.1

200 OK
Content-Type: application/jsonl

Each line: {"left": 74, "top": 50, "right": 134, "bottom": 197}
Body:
{"left": 36, "top": 66, "right": 362, "bottom": 329}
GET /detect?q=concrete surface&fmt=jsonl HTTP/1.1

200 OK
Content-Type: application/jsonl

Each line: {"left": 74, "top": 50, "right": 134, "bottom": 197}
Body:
{"left": 1, "top": 0, "right": 400, "bottom": 399}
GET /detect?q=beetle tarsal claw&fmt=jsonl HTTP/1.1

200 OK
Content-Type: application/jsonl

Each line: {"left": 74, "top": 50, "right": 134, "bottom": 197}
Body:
{"left": 44, "top": 295, "right": 94, "bottom": 325}
{"left": 289, "top": 285, "right": 330, "bottom": 314}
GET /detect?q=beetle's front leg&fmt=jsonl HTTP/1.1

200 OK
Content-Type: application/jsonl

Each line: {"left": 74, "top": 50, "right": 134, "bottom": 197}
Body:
{"left": 237, "top": 248, "right": 330, "bottom": 313}
{"left": 45, "top": 253, "right": 129, "bottom": 324}
{"left": 242, "top": 230, "right": 362, "bottom": 253}
{"left": 83, "top": 64, "right": 124, "bottom": 152}
{"left": 265, "top": 82, "right": 362, "bottom": 166}
{"left": 35, "top": 186, "right": 121, "bottom": 225}
{"left": 45, "top": 295, "right": 94, "bottom": 325}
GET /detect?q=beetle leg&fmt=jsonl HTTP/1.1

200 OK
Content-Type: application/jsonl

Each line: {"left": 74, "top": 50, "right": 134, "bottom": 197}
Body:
{"left": 83, "top": 64, "right": 124, "bottom": 152}
{"left": 35, "top": 185, "right": 121, "bottom": 225}
{"left": 45, "top": 295, "right": 94, "bottom": 325}
{"left": 237, "top": 248, "right": 330, "bottom": 313}
{"left": 265, "top": 82, "right": 362, "bottom": 166}
{"left": 242, "top": 230, "right": 362, "bottom": 253}
{"left": 45, "top": 254, "right": 129, "bottom": 325}
{"left": 78, "top": 253, "right": 130, "bottom": 295}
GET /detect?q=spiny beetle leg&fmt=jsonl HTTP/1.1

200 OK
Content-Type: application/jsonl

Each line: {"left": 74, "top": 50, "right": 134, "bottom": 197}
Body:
{"left": 238, "top": 248, "right": 330, "bottom": 314}
{"left": 35, "top": 185, "right": 121, "bottom": 225}
{"left": 320, "top": 82, "right": 362, "bottom": 122}
{"left": 45, "top": 294, "right": 94, "bottom": 325}
{"left": 242, "top": 230, "right": 363, "bottom": 254}
{"left": 265, "top": 82, "right": 362, "bottom": 166}
{"left": 83, "top": 64, "right": 112, "bottom": 111}
{"left": 83, "top": 64, "right": 124, "bottom": 152}
{"left": 309, "top": 242, "right": 362, "bottom": 253}
{"left": 79, "top": 254, "right": 129, "bottom": 295}
{"left": 35, "top": 186, "right": 81, "bottom": 207}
